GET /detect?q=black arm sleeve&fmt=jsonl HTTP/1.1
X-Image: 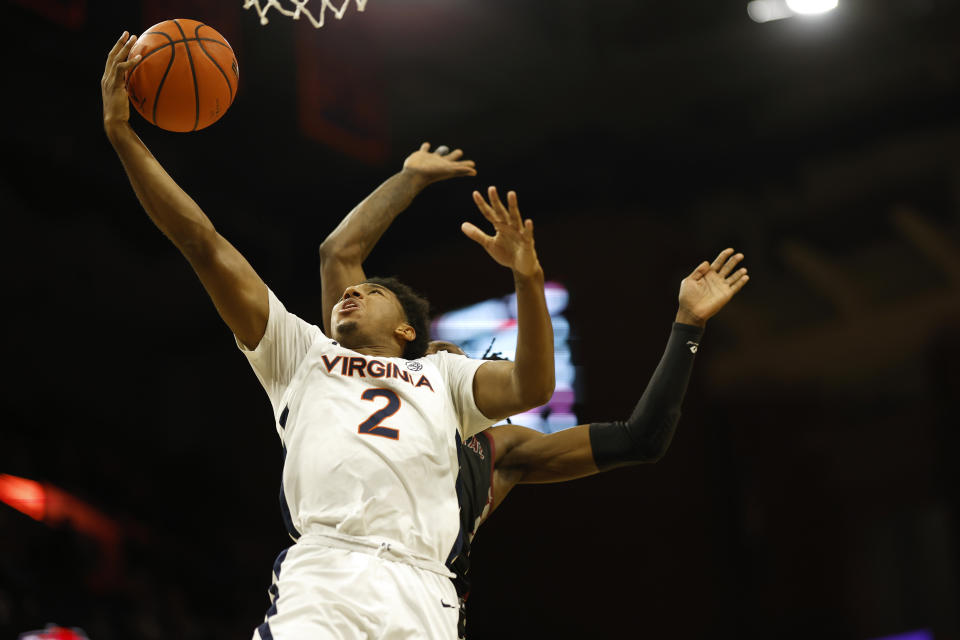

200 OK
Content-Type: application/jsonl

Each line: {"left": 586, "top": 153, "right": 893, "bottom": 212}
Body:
{"left": 588, "top": 322, "right": 704, "bottom": 471}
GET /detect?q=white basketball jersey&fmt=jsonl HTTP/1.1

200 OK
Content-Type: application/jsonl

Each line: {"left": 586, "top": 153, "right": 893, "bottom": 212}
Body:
{"left": 239, "top": 289, "right": 494, "bottom": 566}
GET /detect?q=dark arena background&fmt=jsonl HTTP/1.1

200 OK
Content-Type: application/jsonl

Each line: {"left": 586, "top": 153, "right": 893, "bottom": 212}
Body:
{"left": 3, "top": 0, "right": 960, "bottom": 638}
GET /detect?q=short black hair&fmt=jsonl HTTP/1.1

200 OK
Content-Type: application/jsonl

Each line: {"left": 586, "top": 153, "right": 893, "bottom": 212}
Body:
{"left": 365, "top": 276, "right": 431, "bottom": 359}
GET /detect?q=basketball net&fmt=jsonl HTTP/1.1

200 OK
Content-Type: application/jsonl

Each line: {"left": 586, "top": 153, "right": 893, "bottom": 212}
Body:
{"left": 243, "top": 0, "right": 368, "bottom": 28}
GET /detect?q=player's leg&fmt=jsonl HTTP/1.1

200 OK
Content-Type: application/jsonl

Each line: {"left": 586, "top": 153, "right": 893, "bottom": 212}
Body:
{"left": 251, "top": 542, "right": 459, "bottom": 639}
{"left": 253, "top": 545, "right": 385, "bottom": 639}
{"left": 378, "top": 559, "right": 461, "bottom": 640}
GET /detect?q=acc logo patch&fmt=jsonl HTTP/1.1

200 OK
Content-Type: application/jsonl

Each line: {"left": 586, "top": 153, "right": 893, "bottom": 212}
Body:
{"left": 406, "top": 361, "right": 423, "bottom": 371}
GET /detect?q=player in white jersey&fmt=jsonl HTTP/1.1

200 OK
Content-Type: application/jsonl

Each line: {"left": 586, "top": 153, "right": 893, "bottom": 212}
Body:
{"left": 245, "top": 288, "right": 495, "bottom": 638}
{"left": 320, "top": 143, "right": 751, "bottom": 639}
{"left": 102, "top": 35, "right": 556, "bottom": 639}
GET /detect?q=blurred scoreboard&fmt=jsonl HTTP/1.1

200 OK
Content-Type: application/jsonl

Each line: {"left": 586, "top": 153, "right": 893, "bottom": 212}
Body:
{"left": 431, "top": 282, "right": 577, "bottom": 433}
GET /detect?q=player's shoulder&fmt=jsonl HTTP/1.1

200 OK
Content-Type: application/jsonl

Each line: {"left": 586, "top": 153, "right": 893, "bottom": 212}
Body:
{"left": 267, "top": 288, "right": 325, "bottom": 336}
{"left": 423, "top": 349, "right": 486, "bottom": 375}
{"left": 422, "top": 349, "right": 457, "bottom": 365}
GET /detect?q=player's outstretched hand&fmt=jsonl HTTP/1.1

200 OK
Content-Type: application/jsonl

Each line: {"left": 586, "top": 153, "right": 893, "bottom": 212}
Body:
{"left": 402, "top": 142, "right": 477, "bottom": 188}
{"left": 101, "top": 31, "right": 141, "bottom": 129}
{"left": 676, "top": 248, "right": 749, "bottom": 326}
{"left": 462, "top": 187, "right": 541, "bottom": 277}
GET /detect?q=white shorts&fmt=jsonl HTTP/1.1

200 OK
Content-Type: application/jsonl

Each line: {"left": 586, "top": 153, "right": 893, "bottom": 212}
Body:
{"left": 251, "top": 536, "right": 460, "bottom": 640}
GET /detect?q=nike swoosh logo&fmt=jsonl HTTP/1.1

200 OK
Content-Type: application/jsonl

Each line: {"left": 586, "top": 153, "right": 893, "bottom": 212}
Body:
{"left": 441, "top": 600, "right": 458, "bottom": 609}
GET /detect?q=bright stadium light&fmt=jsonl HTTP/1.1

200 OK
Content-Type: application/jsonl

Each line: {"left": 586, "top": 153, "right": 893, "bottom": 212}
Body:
{"left": 747, "top": 0, "right": 793, "bottom": 22}
{"left": 785, "top": 0, "right": 838, "bottom": 14}
{"left": 747, "top": 0, "right": 838, "bottom": 22}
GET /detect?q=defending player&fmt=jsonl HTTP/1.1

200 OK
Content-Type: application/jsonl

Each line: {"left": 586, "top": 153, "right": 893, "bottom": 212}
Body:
{"left": 102, "top": 34, "right": 555, "bottom": 640}
{"left": 437, "top": 248, "right": 746, "bottom": 637}
{"left": 318, "top": 144, "right": 748, "bottom": 638}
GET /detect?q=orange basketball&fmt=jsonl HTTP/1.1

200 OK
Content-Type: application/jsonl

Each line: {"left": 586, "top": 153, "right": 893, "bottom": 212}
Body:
{"left": 126, "top": 19, "right": 239, "bottom": 132}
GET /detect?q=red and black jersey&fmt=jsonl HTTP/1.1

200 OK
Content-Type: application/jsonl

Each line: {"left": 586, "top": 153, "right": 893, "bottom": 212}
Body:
{"left": 445, "top": 429, "right": 495, "bottom": 630}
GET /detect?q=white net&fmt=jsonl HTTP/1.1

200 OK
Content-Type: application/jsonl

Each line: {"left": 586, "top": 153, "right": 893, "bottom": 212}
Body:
{"left": 243, "top": 0, "right": 369, "bottom": 28}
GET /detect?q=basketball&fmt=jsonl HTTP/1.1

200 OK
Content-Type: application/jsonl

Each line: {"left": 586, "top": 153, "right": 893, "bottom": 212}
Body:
{"left": 126, "top": 19, "right": 238, "bottom": 132}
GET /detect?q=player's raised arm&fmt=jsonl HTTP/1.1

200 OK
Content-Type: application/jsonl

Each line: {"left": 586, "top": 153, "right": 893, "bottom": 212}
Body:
{"left": 492, "top": 249, "right": 749, "bottom": 492}
{"left": 101, "top": 33, "right": 268, "bottom": 349}
{"left": 318, "top": 143, "right": 476, "bottom": 333}
{"left": 463, "top": 188, "right": 555, "bottom": 420}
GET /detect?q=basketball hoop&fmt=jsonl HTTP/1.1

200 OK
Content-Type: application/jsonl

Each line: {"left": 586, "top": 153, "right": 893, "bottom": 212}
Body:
{"left": 243, "top": 0, "right": 368, "bottom": 28}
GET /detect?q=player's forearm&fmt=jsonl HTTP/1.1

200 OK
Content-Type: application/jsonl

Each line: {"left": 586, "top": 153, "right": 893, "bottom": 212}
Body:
{"left": 318, "top": 169, "right": 427, "bottom": 264}
{"left": 106, "top": 121, "right": 216, "bottom": 255}
{"left": 510, "top": 266, "right": 556, "bottom": 408}
{"left": 498, "top": 424, "right": 600, "bottom": 486}
{"left": 588, "top": 322, "right": 703, "bottom": 470}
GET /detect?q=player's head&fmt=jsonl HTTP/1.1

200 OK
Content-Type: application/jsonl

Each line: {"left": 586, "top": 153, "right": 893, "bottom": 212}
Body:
{"left": 331, "top": 277, "right": 431, "bottom": 359}
{"left": 426, "top": 340, "right": 466, "bottom": 356}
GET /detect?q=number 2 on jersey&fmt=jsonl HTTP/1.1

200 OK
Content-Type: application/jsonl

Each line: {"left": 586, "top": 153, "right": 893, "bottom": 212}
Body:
{"left": 358, "top": 388, "right": 401, "bottom": 440}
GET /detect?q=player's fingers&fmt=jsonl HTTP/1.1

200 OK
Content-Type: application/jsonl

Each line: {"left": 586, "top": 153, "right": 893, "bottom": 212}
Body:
{"left": 487, "top": 186, "right": 509, "bottom": 222}
{"left": 730, "top": 274, "right": 750, "bottom": 294}
{"left": 688, "top": 261, "right": 711, "bottom": 281}
{"left": 461, "top": 221, "right": 494, "bottom": 247}
{"left": 718, "top": 252, "right": 744, "bottom": 277}
{"left": 105, "top": 34, "right": 131, "bottom": 79}
{"left": 726, "top": 267, "right": 748, "bottom": 285}
{"left": 119, "top": 33, "right": 138, "bottom": 58}
{"left": 506, "top": 191, "right": 523, "bottom": 227}
{"left": 108, "top": 31, "right": 129, "bottom": 62}
{"left": 710, "top": 248, "right": 735, "bottom": 271}
{"left": 419, "top": 142, "right": 431, "bottom": 152}
{"left": 113, "top": 34, "right": 137, "bottom": 76}
{"left": 482, "top": 187, "right": 508, "bottom": 225}
{"left": 117, "top": 54, "right": 142, "bottom": 73}
{"left": 472, "top": 190, "right": 498, "bottom": 224}
{"left": 445, "top": 148, "right": 463, "bottom": 161}
{"left": 435, "top": 145, "right": 451, "bottom": 156}
{"left": 458, "top": 167, "right": 478, "bottom": 177}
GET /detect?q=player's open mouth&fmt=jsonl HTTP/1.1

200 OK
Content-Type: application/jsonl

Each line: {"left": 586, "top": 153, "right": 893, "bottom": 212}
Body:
{"left": 341, "top": 300, "right": 360, "bottom": 312}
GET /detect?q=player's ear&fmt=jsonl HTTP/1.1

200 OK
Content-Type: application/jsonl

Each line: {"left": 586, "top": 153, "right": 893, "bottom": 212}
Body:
{"left": 394, "top": 323, "right": 416, "bottom": 344}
